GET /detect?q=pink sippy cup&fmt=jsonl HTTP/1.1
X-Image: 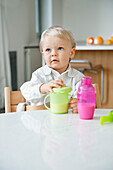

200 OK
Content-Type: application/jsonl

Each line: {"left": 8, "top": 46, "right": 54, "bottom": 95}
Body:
{"left": 77, "top": 77, "right": 96, "bottom": 119}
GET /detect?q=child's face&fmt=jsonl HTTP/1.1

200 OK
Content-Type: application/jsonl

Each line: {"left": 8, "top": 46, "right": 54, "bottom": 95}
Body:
{"left": 41, "top": 36, "right": 75, "bottom": 74}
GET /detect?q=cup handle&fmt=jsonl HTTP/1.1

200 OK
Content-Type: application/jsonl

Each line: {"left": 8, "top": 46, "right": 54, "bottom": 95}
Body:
{"left": 68, "top": 94, "right": 73, "bottom": 109}
{"left": 68, "top": 94, "right": 73, "bottom": 99}
{"left": 44, "top": 94, "right": 50, "bottom": 110}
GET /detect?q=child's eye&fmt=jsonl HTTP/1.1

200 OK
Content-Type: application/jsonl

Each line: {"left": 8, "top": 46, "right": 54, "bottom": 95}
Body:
{"left": 58, "top": 47, "right": 63, "bottom": 50}
{"left": 46, "top": 48, "right": 51, "bottom": 52}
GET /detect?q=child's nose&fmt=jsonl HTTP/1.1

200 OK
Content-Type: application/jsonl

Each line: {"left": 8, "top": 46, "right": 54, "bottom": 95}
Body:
{"left": 51, "top": 49, "right": 57, "bottom": 56}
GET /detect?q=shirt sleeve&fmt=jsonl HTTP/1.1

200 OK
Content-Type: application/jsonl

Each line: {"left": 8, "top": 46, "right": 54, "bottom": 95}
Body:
{"left": 72, "top": 80, "right": 81, "bottom": 98}
{"left": 20, "top": 70, "right": 45, "bottom": 103}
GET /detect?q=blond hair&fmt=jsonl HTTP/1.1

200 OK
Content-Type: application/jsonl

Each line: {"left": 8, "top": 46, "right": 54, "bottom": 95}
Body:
{"left": 40, "top": 26, "right": 76, "bottom": 51}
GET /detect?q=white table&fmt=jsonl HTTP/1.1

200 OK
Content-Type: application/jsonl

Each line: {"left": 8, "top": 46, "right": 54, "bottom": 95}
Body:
{"left": 0, "top": 109, "right": 113, "bottom": 170}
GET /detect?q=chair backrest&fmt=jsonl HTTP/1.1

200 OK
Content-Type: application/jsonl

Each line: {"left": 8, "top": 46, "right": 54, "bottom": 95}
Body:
{"left": 4, "top": 87, "right": 48, "bottom": 113}
{"left": 70, "top": 59, "right": 104, "bottom": 104}
{"left": 4, "top": 84, "right": 101, "bottom": 113}
{"left": 5, "top": 87, "right": 25, "bottom": 113}
{"left": 70, "top": 59, "right": 92, "bottom": 73}
{"left": 93, "top": 83, "right": 101, "bottom": 108}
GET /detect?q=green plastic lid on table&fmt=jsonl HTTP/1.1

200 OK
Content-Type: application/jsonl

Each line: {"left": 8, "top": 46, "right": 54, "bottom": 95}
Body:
{"left": 100, "top": 110, "right": 113, "bottom": 125}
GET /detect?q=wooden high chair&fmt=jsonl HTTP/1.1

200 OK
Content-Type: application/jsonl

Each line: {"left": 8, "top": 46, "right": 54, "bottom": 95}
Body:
{"left": 70, "top": 59, "right": 104, "bottom": 104}
{"left": 4, "top": 84, "right": 101, "bottom": 113}
{"left": 4, "top": 87, "right": 48, "bottom": 113}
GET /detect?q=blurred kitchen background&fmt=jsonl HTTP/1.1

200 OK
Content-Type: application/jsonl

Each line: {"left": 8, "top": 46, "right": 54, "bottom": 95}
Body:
{"left": 0, "top": 0, "right": 113, "bottom": 110}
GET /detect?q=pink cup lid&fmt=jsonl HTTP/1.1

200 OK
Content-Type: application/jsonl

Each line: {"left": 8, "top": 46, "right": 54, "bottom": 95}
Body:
{"left": 81, "top": 77, "right": 92, "bottom": 85}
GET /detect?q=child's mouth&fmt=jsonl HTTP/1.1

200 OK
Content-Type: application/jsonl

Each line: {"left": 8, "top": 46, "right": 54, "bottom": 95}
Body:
{"left": 51, "top": 59, "right": 59, "bottom": 63}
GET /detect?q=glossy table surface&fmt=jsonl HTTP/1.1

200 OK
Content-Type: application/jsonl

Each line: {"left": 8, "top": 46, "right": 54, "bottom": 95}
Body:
{"left": 0, "top": 109, "right": 113, "bottom": 170}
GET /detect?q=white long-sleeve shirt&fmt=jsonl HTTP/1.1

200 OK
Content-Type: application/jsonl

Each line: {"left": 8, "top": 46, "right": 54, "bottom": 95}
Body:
{"left": 20, "top": 64, "right": 84, "bottom": 106}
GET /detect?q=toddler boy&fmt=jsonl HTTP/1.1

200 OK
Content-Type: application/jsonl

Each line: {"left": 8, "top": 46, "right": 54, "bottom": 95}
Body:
{"left": 20, "top": 26, "right": 84, "bottom": 113}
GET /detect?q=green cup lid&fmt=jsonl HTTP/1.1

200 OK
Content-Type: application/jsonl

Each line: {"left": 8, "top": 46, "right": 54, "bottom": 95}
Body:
{"left": 53, "top": 86, "right": 72, "bottom": 93}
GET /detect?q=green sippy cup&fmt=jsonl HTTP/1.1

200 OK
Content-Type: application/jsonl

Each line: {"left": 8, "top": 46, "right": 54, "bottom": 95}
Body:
{"left": 44, "top": 86, "right": 72, "bottom": 114}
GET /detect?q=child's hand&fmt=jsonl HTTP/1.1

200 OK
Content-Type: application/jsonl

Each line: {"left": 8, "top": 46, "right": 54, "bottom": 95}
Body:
{"left": 40, "top": 78, "right": 66, "bottom": 94}
{"left": 69, "top": 98, "right": 78, "bottom": 113}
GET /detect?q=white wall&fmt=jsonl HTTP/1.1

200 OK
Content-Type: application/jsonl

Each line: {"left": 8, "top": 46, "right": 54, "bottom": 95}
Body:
{"left": 52, "top": 0, "right": 62, "bottom": 26}
{"left": 6, "top": 0, "right": 38, "bottom": 89}
{"left": 62, "top": 0, "right": 113, "bottom": 41}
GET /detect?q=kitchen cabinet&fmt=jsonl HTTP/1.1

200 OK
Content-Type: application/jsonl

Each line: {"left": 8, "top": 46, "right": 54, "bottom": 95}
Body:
{"left": 24, "top": 45, "right": 42, "bottom": 81}
{"left": 74, "top": 43, "right": 113, "bottom": 108}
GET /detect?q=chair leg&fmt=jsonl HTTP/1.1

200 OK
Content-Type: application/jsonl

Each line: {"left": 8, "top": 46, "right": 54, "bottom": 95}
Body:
{"left": 101, "top": 66, "right": 104, "bottom": 103}
{"left": 93, "top": 84, "right": 101, "bottom": 108}
{"left": 4, "top": 87, "right": 11, "bottom": 113}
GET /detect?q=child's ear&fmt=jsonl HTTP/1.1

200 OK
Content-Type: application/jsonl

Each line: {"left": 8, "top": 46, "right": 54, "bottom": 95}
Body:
{"left": 41, "top": 51, "right": 44, "bottom": 55}
{"left": 70, "top": 48, "right": 75, "bottom": 59}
